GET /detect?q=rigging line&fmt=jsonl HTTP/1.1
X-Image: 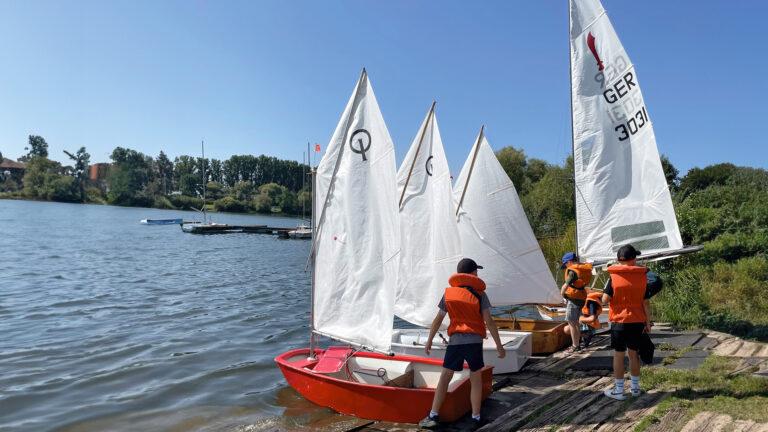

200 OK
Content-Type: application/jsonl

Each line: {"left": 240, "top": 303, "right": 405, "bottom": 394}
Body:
{"left": 399, "top": 101, "right": 436, "bottom": 209}
{"left": 455, "top": 126, "right": 484, "bottom": 216}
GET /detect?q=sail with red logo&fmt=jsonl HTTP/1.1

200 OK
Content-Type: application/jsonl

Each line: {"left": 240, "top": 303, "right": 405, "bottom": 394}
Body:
{"left": 569, "top": 0, "right": 697, "bottom": 264}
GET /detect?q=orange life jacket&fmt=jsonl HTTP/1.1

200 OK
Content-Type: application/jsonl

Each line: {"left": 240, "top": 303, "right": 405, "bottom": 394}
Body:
{"left": 607, "top": 265, "right": 648, "bottom": 323}
{"left": 581, "top": 291, "right": 603, "bottom": 329}
{"left": 445, "top": 273, "right": 487, "bottom": 337}
{"left": 563, "top": 263, "right": 593, "bottom": 302}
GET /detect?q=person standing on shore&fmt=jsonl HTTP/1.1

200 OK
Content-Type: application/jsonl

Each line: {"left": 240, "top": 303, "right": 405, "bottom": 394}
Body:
{"left": 418, "top": 258, "right": 505, "bottom": 429}
{"left": 560, "top": 252, "right": 593, "bottom": 352}
{"left": 602, "top": 244, "right": 654, "bottom": 400}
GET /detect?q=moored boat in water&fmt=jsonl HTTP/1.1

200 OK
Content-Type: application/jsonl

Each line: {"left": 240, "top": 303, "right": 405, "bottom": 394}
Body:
{"left": 140, "top": 218, "right": 183, "bottom": 225}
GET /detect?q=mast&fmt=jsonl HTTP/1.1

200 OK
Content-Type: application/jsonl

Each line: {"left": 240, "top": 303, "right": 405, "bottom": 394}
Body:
{"left": 398, "top": 101, "right": 436, "bottom": 208}
{"left": 568, "top": 0, "right": 580, "bottom": 257}
{"left": 308, "top": 165, "right": 317, "bottom": 359}
{"left": 455, "top": 125, "right": 484, "bottom": 216}
{"left": 201, "top": 140, "right": 207, "bottom": 223}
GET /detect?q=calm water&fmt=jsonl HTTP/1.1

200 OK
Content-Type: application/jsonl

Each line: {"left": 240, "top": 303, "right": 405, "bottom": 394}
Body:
{"left": 0, "top": 200, "right": 336, "bottom": 431}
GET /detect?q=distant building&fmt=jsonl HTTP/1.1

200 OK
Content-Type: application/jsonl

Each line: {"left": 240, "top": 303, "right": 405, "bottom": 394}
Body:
{"left": 0, "top": 158, "right": 26, "bottom": 181}
{"left": 89, "top": 163, "right": 111, "bottom": 181}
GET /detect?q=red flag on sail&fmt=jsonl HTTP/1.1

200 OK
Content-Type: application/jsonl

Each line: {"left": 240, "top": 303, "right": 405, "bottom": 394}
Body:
{"left": 314, "top": 143, "right": 321, "bottom": 152}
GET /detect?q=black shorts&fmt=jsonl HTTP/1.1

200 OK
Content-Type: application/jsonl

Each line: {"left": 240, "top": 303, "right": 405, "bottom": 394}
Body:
{"left": 443, "top": 343, "right": 484, "bottom": 372}
{"left": 611, "top": 322, "right": 645, "bottom": 352}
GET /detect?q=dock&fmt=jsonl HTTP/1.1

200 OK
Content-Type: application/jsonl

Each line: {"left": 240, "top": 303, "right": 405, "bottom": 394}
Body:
{"left": 181, "top": 224, "right": 293, "bottom": 235}
{"left": 287, "top": 325, "right": 768, "bottom": 432}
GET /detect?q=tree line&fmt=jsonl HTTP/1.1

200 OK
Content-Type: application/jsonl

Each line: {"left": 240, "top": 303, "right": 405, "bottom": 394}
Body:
{"left": 0, "top": 135, "right": 311, "bottom": 216}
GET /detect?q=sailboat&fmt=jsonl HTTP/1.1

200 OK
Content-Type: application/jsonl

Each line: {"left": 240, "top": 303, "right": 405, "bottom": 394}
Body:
{"left": 275, "top": 70, "right": 492, "bottom": 424}
{"left": 181, "top": 141, "right": 230, "bottom": 234}
{"left": 388, "top": 104, "right": 532, "bottom": 373}
{"left": 536, "top": 0, "right": 702, "bottom": 318}
{"left": 451, "top": 128, "right": 572, "bottom": 354}
{"left": 287, "top": 144, "right": 313, "bottom": 240}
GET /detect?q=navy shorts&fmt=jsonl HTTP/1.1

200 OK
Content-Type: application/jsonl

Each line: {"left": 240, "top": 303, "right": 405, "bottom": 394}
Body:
{"left": 611, "top": 323, "right": 645, "bottom": 352}
{"left": 443, "top": 343, "right": 484, "bottom": 372}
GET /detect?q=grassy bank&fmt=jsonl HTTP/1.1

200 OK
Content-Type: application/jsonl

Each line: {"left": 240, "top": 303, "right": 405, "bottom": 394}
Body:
{"left": 635, "top": 356, "right": 768, "bottom": 431}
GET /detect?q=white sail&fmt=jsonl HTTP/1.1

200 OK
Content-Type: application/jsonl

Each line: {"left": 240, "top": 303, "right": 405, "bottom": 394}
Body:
{"left": 313, "top": 70, "right": 400, "bottom": 352}
{"left": 570, "top": 0, "right": 683, "bottom": 262}
{"left": 454, "top": 130, "right": 561, "bottom": 306}
{"left": 395, "top": 103, "right": 462, "bottom": 327}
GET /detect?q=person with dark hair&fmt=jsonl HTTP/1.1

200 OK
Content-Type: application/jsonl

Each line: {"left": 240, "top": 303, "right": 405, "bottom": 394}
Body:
{"left": 559, "top": 252, "right": 594, "bottom": 352}
{"left": 418, "top": 258, "right": 505, "bottom": 429}
{"left": 602, "top": 244, "right": 658, "bottom": 400}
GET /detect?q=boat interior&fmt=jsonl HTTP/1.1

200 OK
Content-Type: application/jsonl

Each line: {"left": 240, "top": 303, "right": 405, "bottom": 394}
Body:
{"left": 391, "top": 329, "right": 524, "bottom": 349}
{"left": 284, "top": 350, "right": 470, "bottom": 391}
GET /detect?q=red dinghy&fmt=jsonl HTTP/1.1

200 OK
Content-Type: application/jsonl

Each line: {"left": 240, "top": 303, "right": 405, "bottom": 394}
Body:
{"left": 276, "top": 348, "right": 493, "bottom": 424}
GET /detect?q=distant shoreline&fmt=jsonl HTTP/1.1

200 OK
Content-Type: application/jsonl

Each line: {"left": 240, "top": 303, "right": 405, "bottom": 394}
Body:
{"left": 0, "top": 195, "right": 307, "bottom": 219}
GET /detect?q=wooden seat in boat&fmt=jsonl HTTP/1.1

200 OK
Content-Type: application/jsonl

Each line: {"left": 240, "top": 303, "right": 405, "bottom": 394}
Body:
{"left": 313, "top": 347, "right": 352, "bottom": 373}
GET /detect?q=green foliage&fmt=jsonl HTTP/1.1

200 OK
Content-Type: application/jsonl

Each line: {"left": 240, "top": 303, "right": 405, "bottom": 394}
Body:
{"left": 213, "top": 196, "right": 247, "bottom": 212}
{"left": 703, "top": 257, "right": 768, "bottom": 326}
{"left": 521, "top": 164, "right": 574, "bottom": 238}
{"left": 168, "top": 194, "right": 204, "bottom": 210}
{"left": 251, "top": 194, "right": 272, "bottom": 213}
{"left": 107, "top": 147, "right": 154, "bottom": 206}
{"left": 63, "top": 146, "right": 90, "bottom": 202}
{"left": 22, "top": 135, "right": 49, "bottom": 160}
{"left": 21, "top": 156, "right": 78, "bottom": 202}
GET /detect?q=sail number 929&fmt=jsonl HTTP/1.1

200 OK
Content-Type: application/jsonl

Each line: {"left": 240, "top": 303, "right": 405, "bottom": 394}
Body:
{"left": 615, "top": 106, "right": 649, "bottom": 141}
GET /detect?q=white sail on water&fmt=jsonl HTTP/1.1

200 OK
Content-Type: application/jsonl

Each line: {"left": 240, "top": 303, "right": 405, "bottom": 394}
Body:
{"left": 313, "top": 70, "right": 400, "bottom": 353}
{"left": 454, "top": 129, "right": 561, "bottom": 306}
{"left": 395, "top": 103, "right": 462, "bottom": 327}
{"left": 570, "top": 0, "right": 683, "bottom": 262}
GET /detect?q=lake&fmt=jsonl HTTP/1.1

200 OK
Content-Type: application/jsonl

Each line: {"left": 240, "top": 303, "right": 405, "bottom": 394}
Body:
{"left": 0, "top": 200, "right": 332, "bottom": 431}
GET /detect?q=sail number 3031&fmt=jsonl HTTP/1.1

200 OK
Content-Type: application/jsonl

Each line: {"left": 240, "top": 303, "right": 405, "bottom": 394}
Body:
{"left": 615, "top": 106, "right": 649, "bottom": 141}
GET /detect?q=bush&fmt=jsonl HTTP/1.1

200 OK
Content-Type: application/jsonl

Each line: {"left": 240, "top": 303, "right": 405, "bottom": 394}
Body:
{"left": 85, "top": 186, "right": 105, "bottom": 204}
{"left": 153, "top": 196, "right": 176, "bottom": 209}
{"left": 251, "top": 194, "right": 272, "bottom": 213}
{"left": 168, "top": 194, "right": 204, "bottom": 210}
{"left": 703, "top": 257, "right": 768, "bottom": 326}
{"left": 213, "top": 196, "right": 247, "bottom": 213}
{"left": 47, "top": 176, "right": 79, "bottom": 202}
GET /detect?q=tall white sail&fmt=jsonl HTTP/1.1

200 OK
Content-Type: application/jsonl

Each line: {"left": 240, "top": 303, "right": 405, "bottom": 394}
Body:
{"left": 570, "top": 0, "right": 683, "bottom": 262}
{"left": 454, "top": 129, "right": 561, "bottom": 306}
{"left": 313, "top": 70, "right": 400, "bottom": 352}
{"left": 395, "top": 103, "right": 462, "bottom": 327}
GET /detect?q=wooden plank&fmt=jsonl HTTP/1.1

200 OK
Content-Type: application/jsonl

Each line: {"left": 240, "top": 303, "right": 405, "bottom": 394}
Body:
{"left": 564, "top": 390, "right": 665, "bottom": 432}
{"left": 512, "top": 377, "right": 613, "bottom": 431}
{"left": 477, "top": 377, "right": 601, "bottom": 432}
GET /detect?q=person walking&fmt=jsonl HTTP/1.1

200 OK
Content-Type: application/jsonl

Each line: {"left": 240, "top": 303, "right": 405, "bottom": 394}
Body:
{"left": 560, "top": 252, "right": 593, "bottom": 352}
{"left": 418, "top": 258, "right": 505, "bottom": 429}
{"left": 602, "top": 244, "right": 654, "bottom": 400}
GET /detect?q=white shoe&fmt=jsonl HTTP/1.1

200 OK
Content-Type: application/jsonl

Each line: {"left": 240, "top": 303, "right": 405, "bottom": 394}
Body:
{"left": 604, "top": 387, "right": 626, "bottom": 401}
{"left": 630, "top": 387, "right": 642, "bottom": 397}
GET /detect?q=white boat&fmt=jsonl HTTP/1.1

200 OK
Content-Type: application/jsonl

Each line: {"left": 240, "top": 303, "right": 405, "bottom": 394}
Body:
{"left": 391, "top": 328, "right": 532, "bottom": 375}
{"left": 287, "top": 224, "right": 312, "bottom": 239}
{"left": 140, "top": 218, "right": 183, "bottom": 225}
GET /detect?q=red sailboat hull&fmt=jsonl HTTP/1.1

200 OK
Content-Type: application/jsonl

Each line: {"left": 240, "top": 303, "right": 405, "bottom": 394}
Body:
{"left": 275, "top": 348, "right": 493, "bottom": 424}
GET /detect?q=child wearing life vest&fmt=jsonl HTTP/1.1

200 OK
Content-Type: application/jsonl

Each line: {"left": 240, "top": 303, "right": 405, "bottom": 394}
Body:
{"left": 559, "top": 252, "right": 594, "bottom": 352}
{"left": 602, "top": 244, "right": 656, "bottom": 401}
{"left": 579, "top": 291, "right": 603, "bottom": 347}
{"left": 418, "top": 258, "right": 505, "bottom": 429}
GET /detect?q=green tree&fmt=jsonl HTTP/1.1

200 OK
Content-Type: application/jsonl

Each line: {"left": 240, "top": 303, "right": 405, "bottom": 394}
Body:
{"left": 107, "top": 147, "right": 152, "bottom": 205}
{"left": 63, "top": 146, "right": 90, "bottom": 202}
{"left": 496, "top": 146, "right": 528, "bottom": 194}
{"left": 660, "top": 154, "right": 679, "bottom": 190}
{"left": 22, "top": 135, "right": 49, "bottom": 161}
{"left": 156, "top": 151, "right": 174, "bottom": 194}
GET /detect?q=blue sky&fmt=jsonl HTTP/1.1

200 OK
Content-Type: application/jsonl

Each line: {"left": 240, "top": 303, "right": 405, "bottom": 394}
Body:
{"left": 0, "top": 1, "right": 766, "bottom": 175}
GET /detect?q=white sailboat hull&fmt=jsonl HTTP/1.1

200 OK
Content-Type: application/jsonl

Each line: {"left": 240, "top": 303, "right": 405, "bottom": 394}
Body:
{"left": 391, "top": 329, "right": 532, "bottom": 374}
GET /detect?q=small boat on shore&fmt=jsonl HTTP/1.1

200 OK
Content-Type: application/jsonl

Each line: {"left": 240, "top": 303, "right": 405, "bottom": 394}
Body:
{"left": 493, "top": 317, "right": 569, "bottom": 355}
{"left": 276, "top": 347, "right": 492, "bottom": 423}
{"left": 140, "top": 218, "right": 183, "bottom": 225}
{"left": 390, "top": 328, "right": 531, "bottom": 374}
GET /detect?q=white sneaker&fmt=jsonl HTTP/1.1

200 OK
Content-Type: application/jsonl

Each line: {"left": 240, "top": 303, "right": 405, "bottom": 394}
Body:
{"left": 630, "top": 387, "right": 642, "bottom": 397}
{"left": 604, "top": 387, "right": 626, "bottom": 401}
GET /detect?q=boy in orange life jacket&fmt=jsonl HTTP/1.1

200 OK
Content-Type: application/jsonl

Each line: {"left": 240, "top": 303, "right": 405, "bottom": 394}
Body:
{"left": 602, "top": 244, "right": 655, "bottom": 401}
{"left": 560, "top": 252, "right": 593, "bottom": 352}
{"left": 418, "top": 258, "right": 505, "bottom": 430}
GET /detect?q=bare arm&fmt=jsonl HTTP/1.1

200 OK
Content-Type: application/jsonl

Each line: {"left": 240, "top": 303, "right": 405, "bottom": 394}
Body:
{"left": 643, "top": 299, "right": 652, "bottom": 332}
{"left": 424, "top": 311, "right": 446, "bottom": 355}
{"left": 483, "top": 309, "right": 506, "bottom": 358}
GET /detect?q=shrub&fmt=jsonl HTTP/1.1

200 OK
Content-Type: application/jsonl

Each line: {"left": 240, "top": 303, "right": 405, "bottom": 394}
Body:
{"left": 153, "top": 196, "right": 176, "bottom": 209}
{"left": 703, "top": 257, "right": 768, "bottom": 326}
{"left": 213, "top": 196, "right": 247, "bottom": 213}
{"left": 168, "top": 194, "right": 204, "bottom": 210}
